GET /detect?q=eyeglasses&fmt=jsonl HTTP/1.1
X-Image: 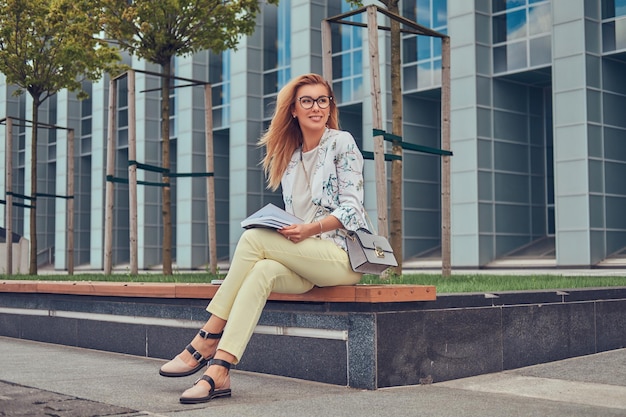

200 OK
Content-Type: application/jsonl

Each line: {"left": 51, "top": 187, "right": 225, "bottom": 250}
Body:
{"left": 297, "top": 95, "right": 333, "bottom": 109}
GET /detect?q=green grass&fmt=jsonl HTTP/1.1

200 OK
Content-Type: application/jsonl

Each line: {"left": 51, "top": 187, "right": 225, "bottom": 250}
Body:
{"left": 3, "top": 272, "right": 626, "bottom": 294}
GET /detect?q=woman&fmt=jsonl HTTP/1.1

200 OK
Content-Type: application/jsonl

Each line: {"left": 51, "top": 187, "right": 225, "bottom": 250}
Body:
{"left": 159, "top": 73, "right": 367, "bottom": 404}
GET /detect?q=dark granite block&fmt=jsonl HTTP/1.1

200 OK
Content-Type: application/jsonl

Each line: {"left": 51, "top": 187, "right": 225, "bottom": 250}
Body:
{"left": 76, "top": 320, "right": 146, "bottom": 356}
{"left": 238, "top": 333, "right": 348, "bottom": 386}
{"left": 378, "top": 307, "right": 502, "bottom": 386}
{"left": 259, "top": 310, "right": 297, "bottom": 327}
{"left": 596, "top": 299, "right": 626, "bottom": 351}
{"left": 347, "top": 313, "right": 376, "bottom": 389}
{"left": 377, "top": 311, "right": 428, "bottom": 388}
{"left": 502, "top": 302, "right": 595, "bottom": 370}
{"left": 147, "top": 326, "right": 201, "bottom": 360}
{"left": 423, "top": 308, "right": 503, "bottom": 382}
{"left": 21, "top": 316, "right": 78, "bottom": 347}
{"left": 0, "top": 313, "right": 22, "bottom": 338}
{"left": 293, "top": 312, "right": 350, "bottom": 331}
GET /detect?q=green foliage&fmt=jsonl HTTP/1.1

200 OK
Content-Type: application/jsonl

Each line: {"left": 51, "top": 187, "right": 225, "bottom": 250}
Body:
{"left": 0, "top": 0, "right": 121, "bottom": 103}
{"left": 101, "top": 0, "right": 280, "bottom": 65}
{"left": 361, "top": 273, "right": 626, "bottom": 293}
{"left": 4, "top": 273, "right": 626, "bottom": 294}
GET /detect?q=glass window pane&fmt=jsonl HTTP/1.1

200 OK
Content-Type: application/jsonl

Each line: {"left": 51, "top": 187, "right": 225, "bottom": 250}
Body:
{"left": 81, "top": 137, "right": 91, "bottom": 154}
{"left": 332, "top": 81, "right": 343, "bottom": 103}
{"left": 403, "top": 36, "right": 417, "bottom": 63}
{"left": 417, "top": 0, "right": 430, "bottom": 26}
{"left": 529, "top": 35, "right": 551, "bottom": 67}
{"left": 618, "top": 0, "right": 626, "bottom": 16}
{"left": 433, "top": 0, "right": 447, "bottom": 28}
{"left": 494, "top": 45, "right": 508, "bottom": 73}
{"left": 604, "top": 0, "right": 626, "bottom": 18}
{"left": 493, "top": 14, "right": 508, "bottom": 43}
{"left": 403, "top": 65, "right": 418, "bottom": 91}
{"left": 529, "top": 3, "right": 551, "bottom": 36}
{"left": 433, "top": 59, "right": 442, "bottom": 85}
{"left": 507, "top": 40, "right": 528, "bottom": 71}
{"left": 353, "top": 76, "right": 363, "bottom": 99}
{"left": 493, "top": 0, "right": 507, "bottom": 13}
{"left": 403, "top": 1, "right": 417, "bottom": 21}
{"left": 508, "top": 0, "right": 526, "bottom": 8}
{"left": 433, "top": 37, "right": 442, "bottom": 57}
{"left": 603, "top": 21, "right": 616, "bottom": 52}
{"left": 507, "top": 9, "right": 528, "bottom": 40}
{"left": 418, "top": 61, "right": 432, "bottom": 89}
{"left": 332, "top": 55, "right": 345, "bottom": 79}
{"left": 118, "top": 109, "right": 128, "bottom": 127}
{"left": 81, "top": 119, "right": 91, "bottom": 136}
{"left": 417, "top": 36, "right": 431, "bottom": 60}
{"left": 264, "top": 72, "right": 278, "bottom": 95}
{"left": 353, "top": 50, "right": 363, "bottom": 75}
{"left": 616, "top": 16, "right": 626, "bottom": 49}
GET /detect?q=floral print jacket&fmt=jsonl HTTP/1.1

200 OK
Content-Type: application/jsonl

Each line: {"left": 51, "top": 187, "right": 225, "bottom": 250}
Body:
{"left": 281, "top": 128, "right": 367, "bottom": 250}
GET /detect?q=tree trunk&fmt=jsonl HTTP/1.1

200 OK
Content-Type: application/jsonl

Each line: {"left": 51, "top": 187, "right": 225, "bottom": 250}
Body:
{"left": 161, "top": 60, "right": 173, "bottom": 275}
{"left": 29, "top": 100, "right": 39, "bottom": 275}
{"left": 388, "top": 0, "right": 403, "bottom": 273}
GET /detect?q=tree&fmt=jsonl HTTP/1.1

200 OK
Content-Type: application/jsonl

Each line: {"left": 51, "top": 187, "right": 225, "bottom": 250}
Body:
{"left": 0, "top": 0, "right": 121, "bottom": 274}
{"left": 102, "top": 0, "right": 279, "bottom": 275}
{"left": 379, "top": 0, "right": 403, "bottom": 272}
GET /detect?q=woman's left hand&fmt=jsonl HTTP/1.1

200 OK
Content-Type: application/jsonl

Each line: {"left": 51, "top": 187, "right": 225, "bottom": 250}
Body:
{"left": 278, "top": 223, "right": 316, "bottom": 243}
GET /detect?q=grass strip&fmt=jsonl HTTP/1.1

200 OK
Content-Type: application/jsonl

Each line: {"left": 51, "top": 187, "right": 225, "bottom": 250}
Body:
{"left": 2, "top": 273, "right": 626, "bottom": 294}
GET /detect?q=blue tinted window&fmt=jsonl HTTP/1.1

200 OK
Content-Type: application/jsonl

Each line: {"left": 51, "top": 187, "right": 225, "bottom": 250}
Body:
{"left": 507, "top": 9, "right": 527, "bottom": 40}
{"left": 493, "top": 0, "right": 552, "bottom": 73}
{"left": 433, "top": 0, "right": 447, "bottom": 28}
{"left": 603, "top": 0, "right": 626, "bottom": 18}
{"left": 417, "top": 36, "right": 431, "bottom": 60}
{"left": 602, "top": 0, "right": 626, "bottom": 52}
{"left": 417, "top": 0, "right": 430, "bottom": 26}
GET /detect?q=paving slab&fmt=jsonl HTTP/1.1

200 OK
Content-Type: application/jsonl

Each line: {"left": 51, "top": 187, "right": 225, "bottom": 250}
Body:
{"left": 1, "top": 337, "right": 626, "bottom": 417}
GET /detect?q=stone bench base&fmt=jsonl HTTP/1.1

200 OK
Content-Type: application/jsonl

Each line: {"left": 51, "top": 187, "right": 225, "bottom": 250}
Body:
{"left": 1, "top": 281, "right": 625, "bottom": 389}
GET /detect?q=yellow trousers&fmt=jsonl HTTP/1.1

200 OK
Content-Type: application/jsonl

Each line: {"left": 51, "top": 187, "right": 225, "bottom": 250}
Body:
{"left": 206, "top": 228, "right": 361, "bottom": 363}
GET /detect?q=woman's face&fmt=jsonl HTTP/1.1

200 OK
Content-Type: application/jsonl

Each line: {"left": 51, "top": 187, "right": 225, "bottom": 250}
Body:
{"left": 293, "top": 83, "right": 331, "bottom": 134}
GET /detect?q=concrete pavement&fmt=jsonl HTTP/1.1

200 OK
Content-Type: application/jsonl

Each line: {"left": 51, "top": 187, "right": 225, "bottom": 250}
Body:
{"left": 1, "top": 336, "right": 625, "bottom": 417}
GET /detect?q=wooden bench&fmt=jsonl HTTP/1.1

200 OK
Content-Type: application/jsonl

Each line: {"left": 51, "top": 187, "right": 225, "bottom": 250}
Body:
{"left": 0, "top": 279, "right": 436, "bottom": 389}
{"left": 0, "top": 280, "right": 436, "bottom": 303}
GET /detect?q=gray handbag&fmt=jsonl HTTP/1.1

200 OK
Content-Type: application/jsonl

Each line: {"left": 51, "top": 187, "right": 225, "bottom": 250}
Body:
{"left": 345, "top": 228, "right": 398, "bottom": 275}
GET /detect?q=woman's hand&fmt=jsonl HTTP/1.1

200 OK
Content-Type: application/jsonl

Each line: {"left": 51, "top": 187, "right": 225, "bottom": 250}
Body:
{"left": 278, "top": 223, "right": 318, "bottom": 243}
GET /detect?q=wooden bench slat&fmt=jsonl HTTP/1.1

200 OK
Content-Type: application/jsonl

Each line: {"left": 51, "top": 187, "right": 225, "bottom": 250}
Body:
{"left": 0, "top": 280, "right": 436, "bottom": 303}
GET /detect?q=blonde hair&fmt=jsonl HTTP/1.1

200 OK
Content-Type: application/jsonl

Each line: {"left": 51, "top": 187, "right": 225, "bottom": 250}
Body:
{"left": 259, "top": 73, "right": 339, "bottom": 191}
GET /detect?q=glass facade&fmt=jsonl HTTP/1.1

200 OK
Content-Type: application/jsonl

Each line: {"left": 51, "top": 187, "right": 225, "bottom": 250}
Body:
{"left": 493, "top": 0, "right": 552, "bottom": 73}
{"left": 603, "top": 0, "right": 626, "bottom": 52}
{"left": 209, "top": 51, "right": 230, "bottom": 129}
{"left": 263, "top": 0, "right": 291, "bottom": 117}
{"left": 3, "top": 0, "right": 626, "bottom": 270}
{"left": 402, "top": 0, "right": 447, "bottom": 91}
{"left": 329, "top": 1, "right": 363, "bottom": 104}
{"left": 76, "top": 81, "right": 92, "bottom": 265}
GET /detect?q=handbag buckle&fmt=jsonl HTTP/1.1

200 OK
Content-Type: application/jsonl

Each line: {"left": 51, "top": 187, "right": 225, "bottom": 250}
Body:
{"left": 375, "top": 245, "right": 385, "bottom": 258}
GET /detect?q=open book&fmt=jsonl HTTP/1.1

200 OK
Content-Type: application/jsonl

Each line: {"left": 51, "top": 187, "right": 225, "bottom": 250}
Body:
{"left": 240, "top": 203, "right": 303, "bottom": 230}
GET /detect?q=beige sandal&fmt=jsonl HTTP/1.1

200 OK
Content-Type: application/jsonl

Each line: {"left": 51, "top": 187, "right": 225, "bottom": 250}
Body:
{"left": 159, "top": 329, "right": 223, "bottom": 377}
{"left": 179, "top": 359, "right": 232, "bottom": 404}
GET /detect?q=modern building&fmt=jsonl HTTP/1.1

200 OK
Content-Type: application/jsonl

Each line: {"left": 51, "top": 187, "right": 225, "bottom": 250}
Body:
{"left": 1, "top": 0, "right": 626, "bottom": 272}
